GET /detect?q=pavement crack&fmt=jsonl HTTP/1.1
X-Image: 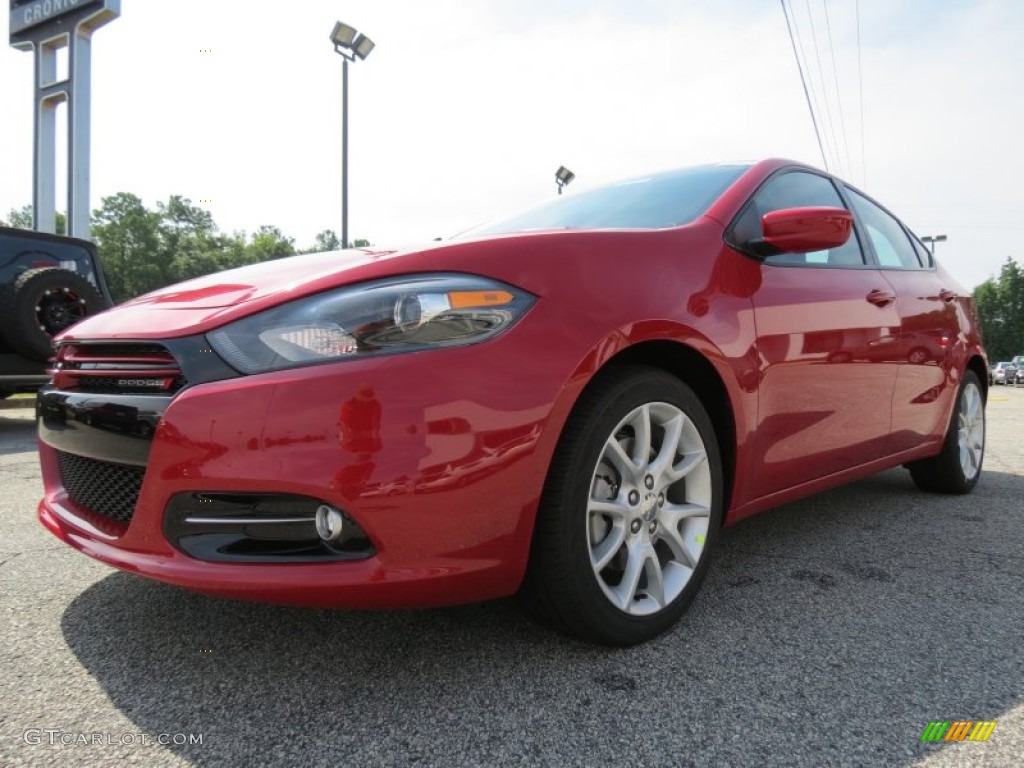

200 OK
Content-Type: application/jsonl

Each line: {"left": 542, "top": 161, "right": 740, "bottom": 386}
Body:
{"left": 0, "top": 549, "right": 68, "bottom": 567}
{"left": 728, "top": 545, "right": 1024, "bottom": 566}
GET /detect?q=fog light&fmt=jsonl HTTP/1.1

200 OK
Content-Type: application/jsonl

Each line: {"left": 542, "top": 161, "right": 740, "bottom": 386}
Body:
{"left": 315, "top": 504, "right": 345, "bottom": 543}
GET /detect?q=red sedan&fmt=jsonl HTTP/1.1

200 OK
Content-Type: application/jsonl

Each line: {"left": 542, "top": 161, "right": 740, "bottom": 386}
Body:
{"left": 37, "top": 159, "right": 987, "bottom": 645}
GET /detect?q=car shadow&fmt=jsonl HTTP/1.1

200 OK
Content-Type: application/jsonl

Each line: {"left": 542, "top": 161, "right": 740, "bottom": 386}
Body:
{"left": 60, "top": 467, "right": 1023, "bottom": 766}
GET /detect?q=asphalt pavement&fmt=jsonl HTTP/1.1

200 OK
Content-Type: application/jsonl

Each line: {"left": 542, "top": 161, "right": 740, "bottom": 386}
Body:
{"left": 1, "top": 388, "right": 1022, "bottom": 767}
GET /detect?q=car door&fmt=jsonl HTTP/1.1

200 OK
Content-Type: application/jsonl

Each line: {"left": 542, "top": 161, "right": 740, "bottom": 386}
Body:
{"left": 843, "top": 187, "right": 961, "bottom": 451}
{"left": 729, "top": 170, "right": 902, "bottom": 499}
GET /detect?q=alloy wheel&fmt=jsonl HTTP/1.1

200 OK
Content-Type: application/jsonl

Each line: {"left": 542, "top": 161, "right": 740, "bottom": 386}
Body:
{"left": 957, "top": 381, "right": 984, "bottom": 480}
{"left": 587, "top": 402, "right": 711, "bottom": 616}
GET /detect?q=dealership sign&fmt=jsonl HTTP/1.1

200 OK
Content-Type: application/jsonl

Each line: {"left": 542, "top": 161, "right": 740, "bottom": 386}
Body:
{"left": 11, "top": 0, "right": 93, "bottom": 35}
{"left": 9, "top": 0, "right": 117, "bottom": 46}
{"left": 9, "top": 0, "right": 120, "bottom": 238}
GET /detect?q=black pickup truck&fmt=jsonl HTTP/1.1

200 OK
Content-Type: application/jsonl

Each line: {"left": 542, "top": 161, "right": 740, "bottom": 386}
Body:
{"left": 0, "top": 227, "right": 113, "bottom": 398}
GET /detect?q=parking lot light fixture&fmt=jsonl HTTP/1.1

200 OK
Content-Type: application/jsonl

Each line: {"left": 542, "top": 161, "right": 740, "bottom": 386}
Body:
{"left": 353, "top": 34, "right": 376, "bottom": 60}
{"left": 330, "top": 22, "right": 358, "bottom": 49}
{"left": 330, "top": 21, "right": 375, "bottom": 249}
{"left": 921, "top": 234, "right": 947, "bottom": 254}
{"left": 555, "top": 166, "right": 575, "bottom": 195}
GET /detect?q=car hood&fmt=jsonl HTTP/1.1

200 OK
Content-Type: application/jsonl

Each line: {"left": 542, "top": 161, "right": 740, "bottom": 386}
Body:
{"left": 58, "top": 244, "right": 448, "bottom": 340}
{"left": 57, "top": 225, "right": 713, "bottom": 341}
{"left": 119, "top": 247, "right": 412, "bottom": 309}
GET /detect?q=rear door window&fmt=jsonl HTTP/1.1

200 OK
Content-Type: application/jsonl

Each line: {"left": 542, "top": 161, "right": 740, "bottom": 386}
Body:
{"left": 845, "top": 189, "right": 925, "bottom": 270}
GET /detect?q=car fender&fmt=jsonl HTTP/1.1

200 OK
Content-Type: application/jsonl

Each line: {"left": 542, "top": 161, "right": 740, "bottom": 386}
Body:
{"left": 523, "top": 317, "right": 752, "bottom": 533}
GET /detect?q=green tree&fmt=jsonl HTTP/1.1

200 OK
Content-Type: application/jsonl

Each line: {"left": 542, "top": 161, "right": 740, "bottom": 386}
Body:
{"left": 312, "top": 229, "right": 341, "bottom": 252}
{"left": 974, "top": 256, "right": 1024, "bottom": 361}
{"left": 9, "top": 195, "right": 308, "bottom": 301}
{"left": 245, "top": 225, "right": 295, "bottom": 262}
{"left": 158, "top": 195, "right": 215, "bottom": 236}
{"left": 91, "top": 193, "right": 165, "bottom": 302}
{"left": 155, "top": 196, "right": 242, "bottom": 282}
{"left": 299, "top": 231, "right": 372, "bottom": 253}
{"left": 4, "top": 205, "right": 66, "bottom": 234}
{"left": 92, "top": 195, "right": 297, "bottom": 299}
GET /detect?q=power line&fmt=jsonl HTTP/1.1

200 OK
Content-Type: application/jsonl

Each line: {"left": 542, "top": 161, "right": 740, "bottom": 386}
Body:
{"left": 914, "top": 224, "right": 1024, "bottom": 231}
{"left": 803, "top": 0, "right": 842, "bottom": 175}
{"left": 781, "top": 0, "right": 829, "bottom": 171}
{"left": 856, "top": 0, "right": 866, "bottom": 185}
{"left": 790, "top": 4, "right": 830, "bottom": 168}
{"left": 822, "top": 0, "right": 852, "bottom": 177}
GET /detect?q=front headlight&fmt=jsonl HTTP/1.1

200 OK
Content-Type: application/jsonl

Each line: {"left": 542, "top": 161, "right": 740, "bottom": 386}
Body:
{"left": 207, "top": 273, "right": 535, "bottom": 374}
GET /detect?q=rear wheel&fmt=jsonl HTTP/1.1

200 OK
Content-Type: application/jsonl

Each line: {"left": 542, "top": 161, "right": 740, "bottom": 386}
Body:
{"left": 908, "top": 370, "right": 984, "bottom": 494}
{"left": 524, "top": 366, "right": 724, "bottom": 646}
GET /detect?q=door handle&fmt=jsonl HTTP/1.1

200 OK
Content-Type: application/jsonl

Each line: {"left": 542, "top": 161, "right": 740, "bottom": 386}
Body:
{"left": 866, "top": 289, "right": 896, "bottom": 307}
{"left": 939, "top": 289, "right": 958, "bottom": 303}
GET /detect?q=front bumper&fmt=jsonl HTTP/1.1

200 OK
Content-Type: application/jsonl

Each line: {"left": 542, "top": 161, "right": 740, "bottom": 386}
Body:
{"left": 38, "top": 497, "right": 516, "bottom": 608}
{"left": 37, "top": 332, "right": 567, "bottom": 608}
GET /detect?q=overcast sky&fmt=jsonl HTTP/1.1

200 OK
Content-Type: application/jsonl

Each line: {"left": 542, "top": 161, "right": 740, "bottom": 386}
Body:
{"left": 1, "top": 0, "right": 1022, "bottom": 288}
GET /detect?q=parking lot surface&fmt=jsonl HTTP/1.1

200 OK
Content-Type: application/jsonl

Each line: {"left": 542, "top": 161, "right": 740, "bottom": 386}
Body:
{"left": 1, "top": 389, "right": 1022, "bottom": 767}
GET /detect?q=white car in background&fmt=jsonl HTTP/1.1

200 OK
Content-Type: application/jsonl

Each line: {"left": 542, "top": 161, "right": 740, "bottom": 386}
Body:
{"left": 991, "top": 362, "right": 1016, "bottom": 385}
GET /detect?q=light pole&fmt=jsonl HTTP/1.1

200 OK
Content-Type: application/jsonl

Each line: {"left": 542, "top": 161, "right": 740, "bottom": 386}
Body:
{"left": 330, "top": 22, "right": 375, "bottom": 249}
{"left": 921, "top": 234, "right": 947, "bottom": 255}
{"left": 555, "top": 166, "right": 575, "bottom": 195}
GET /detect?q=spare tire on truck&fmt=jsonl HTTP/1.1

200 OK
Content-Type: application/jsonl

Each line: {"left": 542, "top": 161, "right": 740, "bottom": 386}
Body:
{"left": 0, "top": 267, "right": 106, "bottom": 362}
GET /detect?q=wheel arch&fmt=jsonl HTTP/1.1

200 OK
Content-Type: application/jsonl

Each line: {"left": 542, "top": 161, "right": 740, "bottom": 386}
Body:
{"left": 965, "top": 354, "right": 988, "bottom": 401}
{"left": 578, "top": 339, "right": 739, "bottom": 520}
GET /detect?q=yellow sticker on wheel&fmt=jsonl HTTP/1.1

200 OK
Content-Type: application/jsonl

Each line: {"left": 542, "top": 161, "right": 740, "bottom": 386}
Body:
{"left": 695, "top": 535, "right": 706, "bottom": 545}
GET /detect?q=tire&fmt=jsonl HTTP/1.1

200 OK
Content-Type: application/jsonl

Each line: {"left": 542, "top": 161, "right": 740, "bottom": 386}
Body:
{"left": 524, "top": 366, "right": 724, "bottom": 646}
{"left": 908, "top": 370, "right": 985, "bottom": 494}
{"left": 0, "top": 268, "right": 106, "bottom": 361}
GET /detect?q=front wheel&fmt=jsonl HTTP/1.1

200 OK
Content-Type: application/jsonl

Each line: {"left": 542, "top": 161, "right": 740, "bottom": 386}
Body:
{"left": 524, "top": 366, "right": 724, "bottom": 646}
{"left": 908, "top": 370, "right": 985, "bottom": 494}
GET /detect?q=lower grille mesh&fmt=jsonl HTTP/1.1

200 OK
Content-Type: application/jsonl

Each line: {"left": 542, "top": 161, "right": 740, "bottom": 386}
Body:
{"left": 56, "top": 451, "right": 144, "bottom": 524}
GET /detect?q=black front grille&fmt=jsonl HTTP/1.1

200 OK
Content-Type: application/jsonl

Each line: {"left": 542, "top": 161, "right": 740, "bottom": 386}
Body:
{"left": 56, "top": 451, "right": 144, "bottom": 524}
{"left": 49, "top": 342, "right": 187, "bottom": 395}
{"left": 71, "top": 375, "right": 188, "bottom": 394}
{"left": 73, "top": 343, "right": 169, "bottom": 358}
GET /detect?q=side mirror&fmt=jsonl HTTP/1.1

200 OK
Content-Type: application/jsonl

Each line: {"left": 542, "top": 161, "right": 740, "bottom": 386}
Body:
{"left": 759, "top": 206, "right": 853, "bottom": 254}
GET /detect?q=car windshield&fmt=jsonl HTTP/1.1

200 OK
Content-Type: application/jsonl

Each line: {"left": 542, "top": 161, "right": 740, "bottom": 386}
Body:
{"left": 458, "top": 164, "right": 750, "bottom": 237}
